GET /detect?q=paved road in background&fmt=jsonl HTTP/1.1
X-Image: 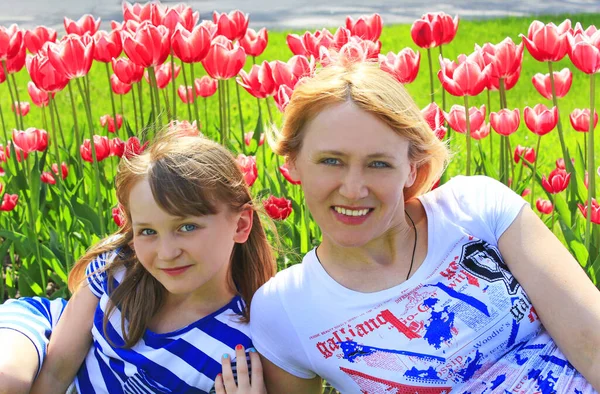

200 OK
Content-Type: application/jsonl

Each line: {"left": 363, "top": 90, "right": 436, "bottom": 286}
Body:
{"left": 1, "top": 0, "right": 599, "bottom": 32}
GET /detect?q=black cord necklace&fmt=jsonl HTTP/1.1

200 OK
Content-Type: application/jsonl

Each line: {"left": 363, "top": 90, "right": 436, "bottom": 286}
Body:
{"left": 405, "top": 209, "right": 418, "bottom": 281}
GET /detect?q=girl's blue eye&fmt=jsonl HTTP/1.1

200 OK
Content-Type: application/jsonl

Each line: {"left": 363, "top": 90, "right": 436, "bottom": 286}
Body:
{"left": 180, "top": 224, "right": 197, "bottom": 232}
{"left": 140, "top": 229, "right": 156, "bottom": 236}
{"left": 370, "top": 161, "right": 390, "bottom": 168}
{"left": 321, "top": 158, "right": 340, "bottom": 166}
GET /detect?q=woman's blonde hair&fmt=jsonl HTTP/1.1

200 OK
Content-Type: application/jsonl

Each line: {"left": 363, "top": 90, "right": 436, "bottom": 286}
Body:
{"left": 272, "top": 60, "right": 449, "bottom": 200}
{"left": 68, "top": 126, "right": 276, "bottom": 347}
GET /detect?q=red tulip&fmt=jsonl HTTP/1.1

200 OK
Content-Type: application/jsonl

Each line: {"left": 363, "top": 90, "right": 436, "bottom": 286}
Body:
{"left": 41, "top": 171, "right": 56, "bottom": 185}
{"left": 478, "top": 38, "right": 523, "bottom": 86}
{"left": 80, "top": 135, "right": 111, "bottom": 162}
{"left": 167, "top": 119, "right": 200, "bottom": 136}
{"left": 567, "top": 24, "right": 600, "bottom": 74}
{"left": 302, "top": 29, "right": 334, "bottom": 59}
{"left": 410, "top": 13, "right": 459, "bottom": 49}
{"left": 11, "top": 101, "right": 30, "bottom": 117}
{"left": 195, "top": 76, "right": 218, "bottom": 97}
{"left": 237, "top": 60, "right": 276, "bottom": 99}
{"left": 110, "top": 74, "right": 132, "bottom": 95}
{"left": 112, "top": 57, "right": 144, "bottom": 84}
{"left": 263, "top": 195, "right": 293, "bottom": 220}
{"left": 329, "top": 27, "right": 351, "bottom": 51}
{"left": 378, "top": 48, "right": 420, "bottom": 84}
{"left": 514, "top": 145, "right": 536, "bottom": 164}
{"left": 444, "top": 105, "right": 486, "bottom": 134}
{"left": 471, "top": 122, "right": 490, "bottom": 140}
{"left": 524, "top": 104, "right": 558, "bottom": 136}
{"left": 287, "top": 55, "right": 314, "bottom": 81}
{"left": 0, "top": 24, "right": 23, "bottom": 61}
{"left": 536, "top": 198, "right": 553, "bottom": 215}
{"left": 490, "top": 108, "right": 520, "bottom": 136}
{"left": 438, "top": 53, "right": 489, "bottom": 97}
{"left": 93, "top": 30, "right": 122, "bottom": 63}
{"left": 556, "top": 157, "right": 575, "bottom": 170}
{"left": 279, "top": 163, "right": 301, "bottom": 185}
{"left": 47, "top": 35, "right": 94, "bottom": 79}
{"left": 422, "top": 102, "right": 444, "bottom": 130}
{"left": 162, "top": 4, "right": 199, "bottom": 34}
{"left": 100, "top": 114, "right": 123, "bottom": 133}
{"left": 121, "top": 22, "right": 170, "bottom": 68}
{"left": 541, "top": 168, "right": 571, "bottom": 194}
{"left": 578, "top": 199, "right": 600, "bottom": 224}
{"left": 64, "top": 14, "right": 101, "bottom": 36}
{"left": 178, "top": 85, "right": 195, "bottom": 103}
{"left": 123, "top": 136, "right": 148, "bottom": 159}
{"left": 52, "top": 162, "right": 68, "bottom": 179}
{"left": 202, "top": 37, "right": 246, "bottom": 80}
{"left": 286, "top": 33, "right": 308, "bottom": 57}
{"left": 346, "top": 14, "right": 383, "bottom": 42}
{"left": 27, "top": 81, "right": 52, "bottom": 107}
{"left": 24, "top": 26, "right": 57, "bottom": 54}
{"left": 5, "top": 41, "right": 26, "bottom": 74}
{"left": 521, "top": 188, "right": 531, "bottom": 197}
{"left": 531, "top": 68, "right": 572, "bottom": 100}
{"left": 240, "top": 28, "right": 268, "bottom": 57}
{"left": 122, "top": 1, "right": 164, "bottom": 25}
{"left": 172, "top": 24, "right": 212, "bottom": 63}
{"left": 4, "top": 141, "right": 28, "bottom": 162}
{"left": 110, "top": 137, "right": 125, "bottom": 157}
{"left": 271, "top": 56, "right": 312, "bottom": 91}
{"left": 236, "top": 154, "right": 257, "bottom": 187}
{"left": 12, "top": 128, "right": 47, "bottom": 153}
{"left": 570, "top": 108, "right": 598, "bottom": 132}
{"left": 213, "top": 10, "right": 249, "bottom": 42}
{"left": 274, "top": 84, "right": 293, "bottom": 113}
{"left": 0, "top": 193, "right": 18, "bottom": 211}
{"left": 112, "top": 206, "right": 125, "bottom": 227}
{"left": 244, "top": 132, "right": 265, "bottom": 147}
{"left": 521, "top": 20, "right": 571, "bottom": 62}
{"left": 145, "top": 62, "right": 180, "bottom": 89}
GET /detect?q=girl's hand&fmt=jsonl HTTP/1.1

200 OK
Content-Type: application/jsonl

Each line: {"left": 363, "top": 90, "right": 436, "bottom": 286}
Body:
{"left": 215, "top": 345, "right": 266, "bottom": 394}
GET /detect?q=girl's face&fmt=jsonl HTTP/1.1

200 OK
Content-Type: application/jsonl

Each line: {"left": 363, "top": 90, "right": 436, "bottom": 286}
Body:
{"left": 129, "top": 178, "right": 252, "bottom": 302}
{"left": 288, "top": 102, "right": 416, "bottom": 248}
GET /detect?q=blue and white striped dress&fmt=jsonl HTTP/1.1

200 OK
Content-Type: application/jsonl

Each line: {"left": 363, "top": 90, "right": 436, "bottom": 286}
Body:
{"left": 0, "top": 251, "right": 253, "bottom": 393}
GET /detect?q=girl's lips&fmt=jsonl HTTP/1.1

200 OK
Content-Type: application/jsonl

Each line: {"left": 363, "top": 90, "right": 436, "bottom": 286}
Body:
{"left": 331, "top": 207, "right": 373, "bottom": 225}
{"left": 161, "top": 265, "right": 192, "bottom": 276}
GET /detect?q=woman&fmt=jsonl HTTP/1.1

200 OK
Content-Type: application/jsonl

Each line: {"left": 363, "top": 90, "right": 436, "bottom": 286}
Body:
{"left": 250, "top": 60, "right": 600, "bottom": 393}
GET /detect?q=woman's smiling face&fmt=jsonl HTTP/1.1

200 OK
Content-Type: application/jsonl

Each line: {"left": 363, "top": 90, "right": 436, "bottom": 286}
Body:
{"left": 288, "top": 101, "right": 416, "bottom": 248}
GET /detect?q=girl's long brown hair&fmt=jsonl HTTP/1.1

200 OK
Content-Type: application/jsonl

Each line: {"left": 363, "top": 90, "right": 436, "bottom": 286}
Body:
{"left": 68, "top": 126, "right": 276, "bottom": 347}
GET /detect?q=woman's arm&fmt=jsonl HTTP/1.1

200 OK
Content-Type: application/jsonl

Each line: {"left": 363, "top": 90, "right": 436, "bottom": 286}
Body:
{"left": 30, "top": 286, "right": 99, "bottom": 394}
{"left": 260, "top": 356, "right": 322, "bottom": 394}
{"left": 499, "top": 205, "right": 600, "bottom": 389}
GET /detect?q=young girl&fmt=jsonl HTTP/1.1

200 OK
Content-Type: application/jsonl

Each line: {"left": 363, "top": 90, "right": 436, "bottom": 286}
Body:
{"left": 0, "top": 124, "right": 274, "bottom": 393}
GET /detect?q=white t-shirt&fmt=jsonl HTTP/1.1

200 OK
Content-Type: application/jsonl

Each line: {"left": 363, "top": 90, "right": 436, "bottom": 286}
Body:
{"left": 250, "top": 176, "right": 596, "bottom": 393}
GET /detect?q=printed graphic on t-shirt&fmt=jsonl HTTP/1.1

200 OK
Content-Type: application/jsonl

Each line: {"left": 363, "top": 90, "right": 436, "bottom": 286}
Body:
{"left": 307, "top": 236, "right": 592, "bottom": 394}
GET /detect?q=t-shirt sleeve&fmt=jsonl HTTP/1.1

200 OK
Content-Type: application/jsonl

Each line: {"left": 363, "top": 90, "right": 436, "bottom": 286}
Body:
{"left": 250, "top": 281, "right": 317, "bottom": 379}
{"left": 84, "top": 251, "right": 115, "bottom": 298}
{"left": 448, "top": 175, "right": 528, "bottom": 242}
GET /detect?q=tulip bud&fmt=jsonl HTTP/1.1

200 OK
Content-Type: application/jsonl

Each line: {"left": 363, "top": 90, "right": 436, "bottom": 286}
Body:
{"left": 541, "top": 168, "right": 571, "bottom": 194}
{"left": 577, "top": 199, "right": 600, "bottom": 224}
{"left": 0, "top": 193, "right": 18, "bottom": 211}
{"left": 536, "top": 198, "right": 553, "bottom": 215}
{"left": 236, "top": 154, "right": 258, "bottom": 187}
{"left": 41, "top": 171, "right": 56, "bottom": 185}
{"left": 569, "top": 108, "right": 598, "bottom": 133}
{"left": 279, "top": 163, "right": 301, "bottom": 185}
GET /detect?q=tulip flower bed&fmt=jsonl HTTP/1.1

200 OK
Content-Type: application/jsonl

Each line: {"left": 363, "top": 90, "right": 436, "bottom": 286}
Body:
{"left": 0, "top": 4, "right": 599, "bottom": 305}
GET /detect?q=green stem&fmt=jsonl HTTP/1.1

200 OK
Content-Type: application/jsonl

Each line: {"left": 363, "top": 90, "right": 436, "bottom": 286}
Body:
{"left": 439, "top": 45, "right": 446, "bottom": 111}
{"left": 148, "top": 66, "right": 162, "bottom": 131}
{"left": 131, "top": 82, "right": 139, "bottom": 132}
{"left": 66, "top": 82, "right": 84, "bottom": 182}
{"left": 427, "top": 48, "right": 435, "bottom": 103}
{"left": 170, "top": 53, "right": 177, "bottom": 120}
{"left": 235, "top": 82, "right": 245, "bottom": 154}
{"left": 9, "top": 74, "right": 24, "bottom": 130}
{"left": 487, "top": 88, "right": 492, "bottom": 162}
{"left": 181, "top": 62, "right": 194, "bottom": 122}
{"left": 52, "top": 98, "right": 67, "bottom": 149}
{"left": 548, "top": 62, "right": 569, "bottom": 165}
{"left": 204, "top": 97, "right": 208, "bottom": 136}
{"left": 105, "top": 63, "right": 119, "bottom": 134}
{"left": 265, "top": 96, "right": 274, "bottom": 125}
{"left": 530, "top": 135, "right": 542, "bottom": 207}
{"left": 585, "top": 73, "right": 596, "bottom": 261}
{"left": 226, "top": 79, "right": 232, "bottom": 141}
{"left": 218, "top": 80, "right": 225, "bottom": 144}
{"left": 2, "top": 61, "right": 20, "bottom": 130}
{"left": 76, "top": 77, "right": 106, "bottom": 235}
{"left": 189, "top": 64, "right": 201, "bottom": 126}
{"left": 463, "top": 96, "right": 471, "bottom": 176}
{"left": 137, "top": 82, "right": 144, "bottom": 129}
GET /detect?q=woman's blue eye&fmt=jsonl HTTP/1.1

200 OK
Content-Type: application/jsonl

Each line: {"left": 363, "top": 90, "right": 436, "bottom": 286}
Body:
{"left": 321, "top": 158, "right": 340, "bottom": 166}
{"left": 140, "top": 229, "right": 156, "bottom": 236}
{"left": 180, "top": 224, "right": 197, "bottom": 232}
{"left": 370, "top": 161, "right": 390, "bottom": 168}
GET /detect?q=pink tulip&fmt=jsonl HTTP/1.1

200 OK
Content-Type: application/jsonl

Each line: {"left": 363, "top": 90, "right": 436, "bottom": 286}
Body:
{"left": 121, "top": 22, "right": 170, "bottom": 68}
{"left": 521, "top": 20, "right": 571, "bottom": 62}
{"left": 286, "top": 33, "right": 308, "bottom": 57}
{"left": 531, "top": 68, "right": 572, "bottom": 100}
{"left": 236, "top": 154, "right": 257, "bottom": 187}
{"left": 279, "top": 163, "right": 301, "bottom": 185}
{"left": 0, "top": 24, "right": 23, "bottom": 61}
{"left": 213, "top": 10, "right": 249, "bottom": 42}
{"left": 570, "top": 108, "right": 598, "bottom": 132}
{"left": 379, "top": 48, "right": 420, "bottom": 84}
{"left": 471, "top": 122, "right": 490, "bottom": 140}
{"left": 274, "top": 84, "right": 293, "bottom": 113}
{"left": 524, "top": 104, "right": 558, "bottom": 136}
{"left": 478, "top": 38, "right": 523, "bottom": 90}
{"left": 47, "top": 35, "right": 95, "bottom": 79}
{"left": 567, "top": 24, "right": 600, "bottom": 74}
{"left": 240, "top": 28, "right": 268, "bottom": 57}
{"left": 536, "top": 199, "right": 553, "bottom": 215}
{"left": 444, "top": 105, "right": 486, "bottom": 134}
{"left": 145, "top": 62, "right": 180, "bottom": 89}
{"left": 12, "top": 128, "right": 48, "bottom": 153}
{"left": 64, "top": 14, "right": 101, "bottom": 36}
{"left": 542, "top": 168, "right": 571, "bottom": 194}
{"left": 514, "top": 145, "right": 536, "bottom": 164}
{"left": 80, "top": 135, "right": 111, "bottom": 162}
{"left": 52, "top": 162, "right": 68, "bottom": 179}
{"left": 438, "top": 53, "right": 489, "bottom": 97}
{"left": 27, "top": 81, "right": 52, "bottom": 107}
{"left": 244, "top": 132, "right": 265, "bottom": 147}
{"left": 201, "top": 37, "right": 246, "bottom": 80}
{"left": 172, "top": 24, "right": 212, "bottom": 63}
{"left": 26, "top": 51, "right": 69, "bottom": 93}
{"left": 195, "top": 76, "right": 218, "bottom": 97}
{"left": 11, "top": 101, "right": 30, "bottom": 117}
{"left": 110, "top": 74, "right": 132, "bottom": 95}
{"left": 346, "top": 14, "right": 383, "bottom": 42}
{"left": 24, "top": 26, "right": 57, "bottom": 54}
{"left": 111, "top": 57, "right": 144, "bottom": 84}
{"left": 92, "top": 30, "right": 122, "bottom": 63}
{"left": 411, "top": 12, "right": 459, "bottom": 49}
{"left": 162, "top": 4, "right": 199, "bottom": 34}
{"left": 178, "top": 85, "right": 195, "bottom": 103}
{"left": 490, "top": 108, "right": 520, "bottom": 136}
{"left": 100, "top": 114, "right": 123, "bottom": 133}
{"left": 237, "top": 61, "right": 276, "bottom": 99}
{"left": 302, "top": 29, "right": 334, "bottom": 59}
{"left": 41, "top": 171, "right": 56, "bottom": 185}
